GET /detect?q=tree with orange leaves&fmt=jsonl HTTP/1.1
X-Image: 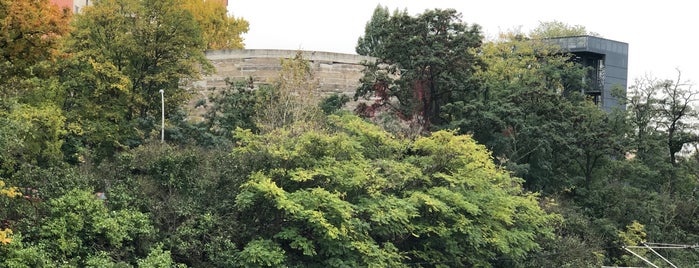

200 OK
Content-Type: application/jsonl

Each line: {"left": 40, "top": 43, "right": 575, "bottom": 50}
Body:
{"left": 0, "top": 0, "right": 70, "bottom": 96}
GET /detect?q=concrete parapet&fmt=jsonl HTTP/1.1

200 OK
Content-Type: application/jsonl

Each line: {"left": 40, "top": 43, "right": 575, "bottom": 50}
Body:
{"left": 205, "top": 49, "right": 375, "bottom": 65}
{"left": 193, "top": 49, "right": 374, "bottom": 91}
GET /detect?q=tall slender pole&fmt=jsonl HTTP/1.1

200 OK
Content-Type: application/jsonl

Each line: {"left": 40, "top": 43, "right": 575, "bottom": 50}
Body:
{"left": 623, "top": 247, "right": 659, "bottom": 268}
{"left": 159, "top": 89, "right": 164, "bottom": 143}
{"left": 642, "top": 243, "right": 678, "bottom": 268}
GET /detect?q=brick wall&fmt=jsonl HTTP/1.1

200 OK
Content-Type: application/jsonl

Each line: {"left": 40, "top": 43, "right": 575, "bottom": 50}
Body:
{"left": 48, "top": 0, "right": 72, "bottom": 11}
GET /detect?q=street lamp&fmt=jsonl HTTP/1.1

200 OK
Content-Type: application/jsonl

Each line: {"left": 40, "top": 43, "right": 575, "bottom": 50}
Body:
{"left": 159, "top": 89, "right": 164, "bottom": 143}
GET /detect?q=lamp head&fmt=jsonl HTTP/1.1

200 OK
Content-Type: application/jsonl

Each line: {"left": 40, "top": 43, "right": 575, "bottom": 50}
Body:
{"left": 159, "top": 89, "right": 164, "bottom": 94}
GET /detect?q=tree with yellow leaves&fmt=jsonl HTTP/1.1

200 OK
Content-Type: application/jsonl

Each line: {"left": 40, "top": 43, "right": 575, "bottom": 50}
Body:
{"left": 0, "top": 180, "right": 19, "bottom": 198}
{"left": 0, "top": 180, "right": 20, "bottom": 245}
{"left": 254, "top": 51, "right": 323, "bottom": 133}
{"left": 181, "top": 0, "right": 249, "bottom": 49}
{"left": 0, "top": 228, "right": 11, "bottom": 245}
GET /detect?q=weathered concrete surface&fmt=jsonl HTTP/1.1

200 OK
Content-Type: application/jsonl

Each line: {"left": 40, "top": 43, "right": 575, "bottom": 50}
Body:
{"left": 187, "top": 49, "right": 374, "bottom": 119}
{"left": 194, "top": 49, "right": 373, "bottom": 94}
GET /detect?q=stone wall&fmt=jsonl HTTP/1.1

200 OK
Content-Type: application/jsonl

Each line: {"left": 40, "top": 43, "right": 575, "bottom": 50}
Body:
{"left": 191, "top": 49, "right": 374, "bottom": 100}
{"left": 187, "top": 49, "right": 375, "bottom": 120}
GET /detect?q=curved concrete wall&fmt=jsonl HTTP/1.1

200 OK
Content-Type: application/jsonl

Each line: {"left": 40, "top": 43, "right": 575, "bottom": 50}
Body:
{"left": 193, "top": 49, "right": 374, "bottom": 96}
{"left": 187, "top": 49, "right": 375, "bottom": 120}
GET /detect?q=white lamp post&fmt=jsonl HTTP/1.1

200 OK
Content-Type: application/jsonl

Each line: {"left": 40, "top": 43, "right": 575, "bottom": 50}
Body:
{"left": 159, "top": 89, "right": 164, "bottom": 143}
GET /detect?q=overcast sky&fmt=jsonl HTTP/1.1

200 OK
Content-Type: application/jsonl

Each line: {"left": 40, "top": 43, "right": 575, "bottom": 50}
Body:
{"left": 229, "top": 0, "right": 698, "bottom": 87}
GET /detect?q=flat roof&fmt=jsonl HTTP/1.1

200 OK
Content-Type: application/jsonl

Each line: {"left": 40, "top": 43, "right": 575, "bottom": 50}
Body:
{"left": 546, "top": 35, "right": 628, "bottom": 55}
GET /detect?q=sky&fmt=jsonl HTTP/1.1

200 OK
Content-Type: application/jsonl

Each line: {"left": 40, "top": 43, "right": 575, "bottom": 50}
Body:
{"left": 229, "top": 0, "right": 699, "bottom": 87}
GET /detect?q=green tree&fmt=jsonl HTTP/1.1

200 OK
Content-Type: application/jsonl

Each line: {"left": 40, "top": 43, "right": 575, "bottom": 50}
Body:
{"left": 624, "top": 71, "right": 698, "bottom": 167}
{"left": 181, "top": 0, "right": 249, "bottom": 50}
{"left": 62, "top": 0, "right": 211, "bottom": 160}
{"left": 355, "top": 8, "right": 482, "bottom": 128}
{"left": 624, "top": 75, "right": 665, "bottom": 161}
{"left": 569, "top": 102, "right": 626, "bottom": 186}
{"left": 95, "top": 143, "right": 246, "bottom": 266}
{"left": 232, "top": 114, "right": 558, "bottom": 267}
{"left": 442, "top": 32, "right": 596, "bottom": 193}
{"left": 3, "top": 189, "right": 156, "bottom": 266}
{"left": 5, "top": 104, "right": 67, "bottom": 169}
{"left": 199, "top": 78, "right": 259, "bottom": 141}
{"left": 0, "top": 108, "right": 25, "bottom": 174}
{"left": 529, "top": 20, "right": 600, "bottom": 39}
{"left": 656, "top": 71, "right": 698, "bottom": 167}
{"left": 320, "top": 93, "right": 351, "bottom": 115}
{"left": 355, "top": 5, "right": 390, "bottom": 57}
{"left": 137, "top": 245, "right": 185, "bottom": 268}
{"left": 0, "top": 180, "right": 20, "bottom": 246}
{"left": 0, "top": 233, "right": 53, "bottom": 267}
{"left": 0, "top": 0, "right": 72, "bottom": 173}
{"left": 470, "top": 32, "right": 588, "bottom": 100}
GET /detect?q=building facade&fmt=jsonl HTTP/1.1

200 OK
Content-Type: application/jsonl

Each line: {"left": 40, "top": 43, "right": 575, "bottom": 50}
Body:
{"left": 548, "top": 35, "right": 629, "bottom": 111}
{"left": 49, "top": 0, "right": 92, "bottom": 13}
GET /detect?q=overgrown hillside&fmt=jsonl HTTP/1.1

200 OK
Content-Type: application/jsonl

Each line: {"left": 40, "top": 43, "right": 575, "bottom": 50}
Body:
{"left": 2, "top": 1, "right": 698, "bottom": 267}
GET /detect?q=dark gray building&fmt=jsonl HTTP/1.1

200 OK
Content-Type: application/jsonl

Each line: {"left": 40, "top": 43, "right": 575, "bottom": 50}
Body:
{"left": 547, "top": 35, "right": 629, "bottom": 111}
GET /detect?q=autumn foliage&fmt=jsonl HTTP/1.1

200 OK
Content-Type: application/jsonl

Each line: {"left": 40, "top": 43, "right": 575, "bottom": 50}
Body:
{"left": 0, "top": 0, "right": 70, "bottom": 78}
{"left": 180, "top": 0, "right": 249, "bottom": 49}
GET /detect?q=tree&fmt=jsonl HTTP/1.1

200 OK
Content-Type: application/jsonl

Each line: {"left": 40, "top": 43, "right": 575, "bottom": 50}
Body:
{"left": 180, "top": 0, "right": 249, "bottom": 50}
{"left": 624, "top": 71, "right": 699, "bottom": 167}
{"left": 467, "top": 32, "right": 589, "bottom": 100}
{"left": 625, "top": 74, "right": 666, "bottom": 161}
{"left": 37, "top": 189, "right": 155, "bottom": 265}
{"left": 93, "top": 143, "right": 247, "bottom": 266}
{"left": 0, "top": 188, "right": 183, "bottom": 267}
{"left": 529, "top": 20, "right": 599, "bottom": 39}
{"left": 442, "top": 32, "right": 596, "bottom": 193}
{"left": 656, "top": 71, "right": 698, "bottom": 166}
{"left": 0, "top": 0, "right": 70, "bottom": 97}
{"left": 5, "top": 104, "right": 67, "bottom": 169}
{"left": 0, "top": 180, "right": 18, "bottom": 199}
{"left": 355, "top": 5, "right": 390, "bottom": 57}
{"left": 0, "top": 233, "right": 53, "bottom": 267}
{"left": 180, "top": 77, "right": 260, "bottom": 146}
{"left": 231, "top": 113, "right": 558, "bottom": 267}
{"left": 319, "top": 93, "right": 351, "bottom": 115}
{"left": 355, "top": 8, "right": 482, "bottom": 129}
{"left": 0, "top": 0, "right": 71, "bottom": 171}
{"left": 255, "top": 51, "right": 323, "bottom": 133}
{"left": 569, "top": 102, "right": 626, "bottom": 186}
{"left": 62, "top": 0, "right": 211, "bottom": 160}
{"left": 0, "top": 180, "right": 20, "bottom": 246}
{"left": 0, "top": 109, "right": 25, "bottom": 175}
